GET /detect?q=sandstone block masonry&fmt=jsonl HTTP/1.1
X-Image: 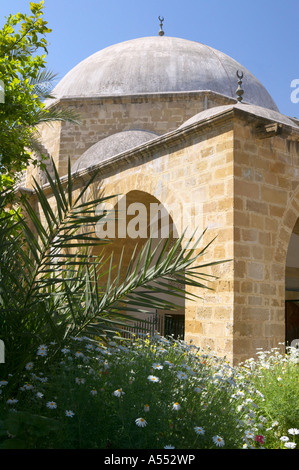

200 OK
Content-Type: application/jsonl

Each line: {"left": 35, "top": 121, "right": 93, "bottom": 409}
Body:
{"left": 30, "top": 91, "right": 235, "bottom": 182}
{"left": 26, "top": 97, "right": 299, "bottom": 365}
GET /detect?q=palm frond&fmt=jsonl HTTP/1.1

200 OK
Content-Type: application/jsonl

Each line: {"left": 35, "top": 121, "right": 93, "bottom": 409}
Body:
{"left": 0, "top": 157, "right": 229, "bottom": 378}
{"left": 32, "top": 108, "right": 81, "bottom": 126}
{"left": 29, "top": 69, "right": 59, "bottom": 101}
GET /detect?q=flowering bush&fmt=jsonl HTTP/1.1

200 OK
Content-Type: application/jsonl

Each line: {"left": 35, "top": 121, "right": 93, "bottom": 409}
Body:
{"left": 1, "top": 334, "right": 297, "bottom": 449}
{"left": 237, "top": 345, "right": 299, "bottom": 449}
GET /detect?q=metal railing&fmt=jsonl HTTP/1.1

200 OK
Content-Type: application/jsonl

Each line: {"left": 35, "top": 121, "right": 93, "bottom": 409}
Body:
{"left": 119, "top": 311, "right": 185, "bottom": 340}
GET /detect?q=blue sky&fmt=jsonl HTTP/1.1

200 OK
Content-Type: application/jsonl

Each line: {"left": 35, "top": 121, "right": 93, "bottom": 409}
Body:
{"left": 1, "top": 0, "right": 299, "bottom": 118}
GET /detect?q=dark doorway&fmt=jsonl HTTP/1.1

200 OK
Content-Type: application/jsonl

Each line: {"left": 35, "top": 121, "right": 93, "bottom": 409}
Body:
{"left": 285, "top": 300, "right": 299, "bottom": 346}
{"left": 164, "top": 314, "right": 185, "bottom": 339}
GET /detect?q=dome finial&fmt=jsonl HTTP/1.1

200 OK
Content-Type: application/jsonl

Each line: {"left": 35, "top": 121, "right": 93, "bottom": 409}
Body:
{"left": 236, "top": 70, "right": 244, "bottom": 102}
{"left": 158, "top": 16, "right": 165, "bottom": 36}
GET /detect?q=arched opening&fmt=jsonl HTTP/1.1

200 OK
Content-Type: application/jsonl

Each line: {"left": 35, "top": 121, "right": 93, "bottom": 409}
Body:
{"left": 285, "top": 217, "right": 299, "bottom": 346}
{"left": 94, "top": 190, "right": 185, "bottom": 339}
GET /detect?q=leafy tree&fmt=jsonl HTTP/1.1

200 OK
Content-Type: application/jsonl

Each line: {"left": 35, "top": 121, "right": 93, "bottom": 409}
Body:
{"left": 26, "top": 68, "right": 80, "bottom": 158}
{"left": 0, "top": 2, "right": 51, "bottom": 180}
{"left": 0, "top": 1, "right": 78, "bottom": 190}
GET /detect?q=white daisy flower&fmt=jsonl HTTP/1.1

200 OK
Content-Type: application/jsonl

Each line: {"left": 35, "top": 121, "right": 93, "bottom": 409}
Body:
{"left": 284, "top": 442, "right": 296, "bottom": 449}
{"left": 37, "top": 345, "right": 48, "bottom": 356}
{"left": 6, "top": 398, "right": 18, "bottom": 405}
{"left": 144, "top": 404, "right": 150, "bottom": 412}
{"left": 164, "top": 361, "right": 174, "bottom": 368}
{"left": 38, "top": 350, "right": 47, "bottom": 357}
{"left": 36, "top": 392, "right": 43, "bottom": 398}
{"left": 212, "top": 435, "right": 225, "bottom": 447}
{"left": 280, "top": 436, "right": 289, "bottom": 442}
{"left": 65, "top": 410, "right": 75, "bottom": 418}
{"left": 25, "top": 362, "right": 34, "bottom": 370}
{"left": 0, "top": 380, "right": 8, "bottom": 387}
{"left": 255, "top": 390, "right": 264, "bottom": 399}
{"left": 152, "top": 363, "right": 163, "bottom": 370}
{"left": 156, "top": 347, "right": 167, "bottom": 354}
{"left": 194, "top": 426, "right": 205, "bottom": 435}
{"left": 164, "top": 445, "right": 175, "bottom": 449}
{"left": 75, "top": 377, "right": 85, "bottom": 385}
{"left": 135, "top": 417, "right": 147, "bottom": 427}
{"left": 23, "top": 383, "right": 34, "bottom": 390}
{"left": 147, "top": 375, "right": 160, "bottom": 383}
{"left": 90, "top": 389, "right": 98, "bottom": 396}
{"left": 75, "top": 351, "right": 84, "bottom": 358}
{"left": 39, "top": 376, "right": 48, "bottom": 383}
{"left": 172, "top": 402, "right": 181, "bottom": 410}
{"left": 112, "top": 388, "right": 125, "bottom": 397}
{"left": 288, "top": 428, "right": 299, "bottom": 435}
{"left": 177, "top": 371, "right": 188, "bottom": 380}
{"left": 46, "top": 401, "right": 57, "bottom": 409}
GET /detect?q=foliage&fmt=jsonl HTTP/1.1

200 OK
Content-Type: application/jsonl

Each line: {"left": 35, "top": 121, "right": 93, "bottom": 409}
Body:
{"left": 0, "top": 1, "right": 51, "bottom": 177}
{"left": 0, "top": 157, "right": 224, "bottom": 389}
{"left": 1, "top": 335, "right": 297, "bottom": 449}
{"left": 0, "top": 411, "right": 60, "bottom": 449}
{"left": 238, "top": 346, "right": 299, "bottom": 448}
{"left": 0, "top": 152, "right": 235, "bottom": 449}
{"left": 0, "top": 1, "right": 79, "bottom": 191}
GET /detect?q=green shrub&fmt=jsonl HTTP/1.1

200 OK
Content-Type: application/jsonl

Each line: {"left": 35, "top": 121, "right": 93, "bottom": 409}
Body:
{"left": 237, "top": 346, "right": 299, "bottom": 449}
{"left": 2, "top": 335, "right": 294, "bottom": 449}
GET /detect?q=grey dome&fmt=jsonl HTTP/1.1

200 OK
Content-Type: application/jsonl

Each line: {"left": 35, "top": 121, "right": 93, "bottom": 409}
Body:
{"left": 179, "top": 103, "right": 298, "bottom": 129}
{"left": 51, "top": 36, "right": 278, "bottom": 112}
{"left": 72, "top": 130, "right": 159, "bottom": 172}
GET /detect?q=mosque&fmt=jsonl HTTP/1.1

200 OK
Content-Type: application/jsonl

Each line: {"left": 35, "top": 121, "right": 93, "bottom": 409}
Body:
{"left": 24, "top": 20, "right": 299, "bottom": 363}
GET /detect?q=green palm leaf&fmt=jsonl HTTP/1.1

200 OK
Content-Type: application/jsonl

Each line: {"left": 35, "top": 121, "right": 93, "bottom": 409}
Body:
{"left": 0, "top": 158, "right": 229, "bottom": 380}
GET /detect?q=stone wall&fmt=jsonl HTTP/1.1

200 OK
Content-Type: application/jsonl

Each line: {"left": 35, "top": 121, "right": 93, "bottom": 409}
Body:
{"left": 26, "top": 103, "right": 299, "bottom": 365}
{"left": 74, "top": 117, "right": 235, "bottom": 360}
{"left": 233, "top": 117, "right": 299, "bottom": 363}
{"left": 35, "top": 91, "right": 235, "bottom": 178}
